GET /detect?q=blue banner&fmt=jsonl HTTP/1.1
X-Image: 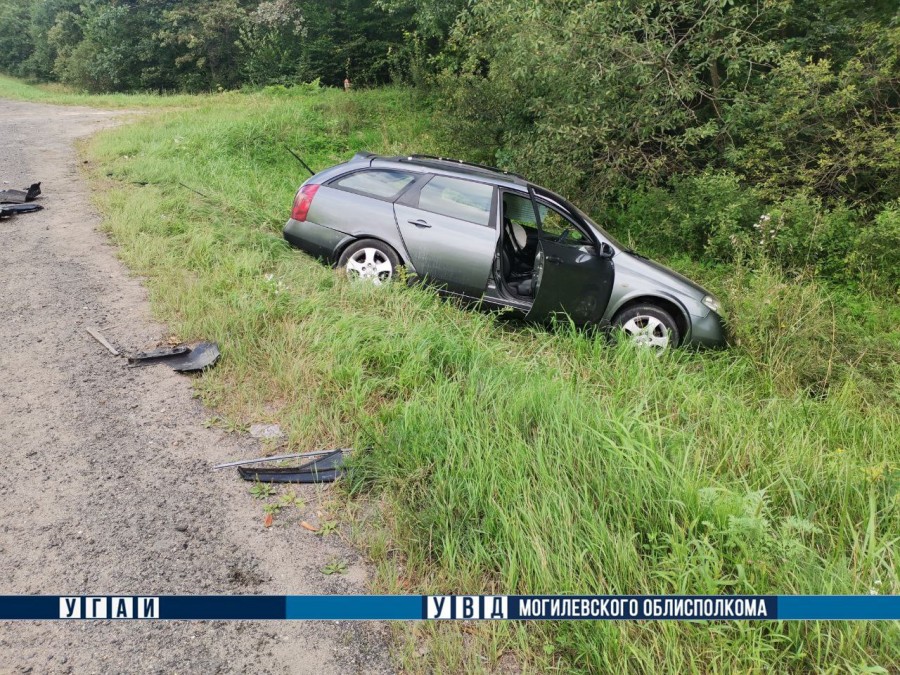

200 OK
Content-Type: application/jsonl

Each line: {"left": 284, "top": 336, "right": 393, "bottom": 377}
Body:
{"left": 0, "top": 595, "right": 895, "bottom": 621}
{"left": 778, "top": 596, "right": 899, "bottom": 620}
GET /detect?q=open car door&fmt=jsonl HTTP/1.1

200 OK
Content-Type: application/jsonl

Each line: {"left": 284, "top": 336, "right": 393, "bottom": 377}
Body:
{"left": 525, "top": 189, "right": 615, "bottom": 326}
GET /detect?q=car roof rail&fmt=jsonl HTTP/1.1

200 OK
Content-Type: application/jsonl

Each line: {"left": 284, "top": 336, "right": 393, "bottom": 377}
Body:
{"left": 399, "top": 155, "right": 527, "bottom": 180}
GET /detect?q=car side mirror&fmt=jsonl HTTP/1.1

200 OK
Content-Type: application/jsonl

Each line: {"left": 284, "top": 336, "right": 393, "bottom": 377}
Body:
{"left": 597, "top": 242, "right": 615, "bottom": 258}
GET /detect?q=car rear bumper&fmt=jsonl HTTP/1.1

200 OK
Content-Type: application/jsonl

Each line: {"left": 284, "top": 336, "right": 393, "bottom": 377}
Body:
{"left": 689, "top": 309, "right": 728, "bottom": 348}
{"left": 283, "top": 219, "right": 348, "bottom": 261}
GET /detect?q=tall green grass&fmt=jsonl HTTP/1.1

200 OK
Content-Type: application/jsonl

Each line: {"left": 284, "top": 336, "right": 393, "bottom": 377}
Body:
{"left": 0, "top": 73, "right": 212, "bottom": 108}
{"left": 17, "top": 79, "right": 896, "bottom": 671}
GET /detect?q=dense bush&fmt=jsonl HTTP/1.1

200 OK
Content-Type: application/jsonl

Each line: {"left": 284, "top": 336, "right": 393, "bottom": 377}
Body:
{"left": 0, "top": 1, "right": 33, "bottom": 72}
{"left": 606, "top": 173, "right": 763, "bottom": 260}
{"left": 439, "top": 2, "right": 899, "bottom": 200}
{"left": 433, "top": 1, "right": 900, "bottom": 291}
{"left": 855, "top": 203, "right": 900, "bottom": 291}
{"left": 726, "top": 25, "right": 900, "bottom": 207}
{"left": 606, "top": 175, "right": 899, "bottom": 293}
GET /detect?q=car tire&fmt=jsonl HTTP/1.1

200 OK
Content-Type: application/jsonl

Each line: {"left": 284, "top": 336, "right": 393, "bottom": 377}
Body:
{"left": 613, "top": 304, "right": 681, "bottom": 350}
{"left": 338, "top": 239, "right": 400, "bottom": 285}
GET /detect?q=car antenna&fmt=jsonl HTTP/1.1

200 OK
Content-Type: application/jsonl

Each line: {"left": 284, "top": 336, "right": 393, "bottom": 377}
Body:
{"left": 285, "top": 146, "right": 315, "bottom": 177}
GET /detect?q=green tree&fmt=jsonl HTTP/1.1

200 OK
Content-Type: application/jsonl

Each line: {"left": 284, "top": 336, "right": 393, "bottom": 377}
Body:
{"left": 156, "top": 0, "right": 252, "bottom": 91}
{"left": 440, "top": 5, "right": 895, "bottom": 201}
{"left": 0, "top": 0, "right": 35, "bottom": 75}
{"left": 299, "top": 0, "right": 415, "bottom": 86}
{"left": 239, "top": 0, "right": 307, "bottom": 86}
{"left": 21, "top": 0, "right": 81, "bottom": 79}
{"left": 377, "top": 0, "right": 465, "bottom": 41}
{"left": 726, "top": 23, "right": 900, "bottom": 207}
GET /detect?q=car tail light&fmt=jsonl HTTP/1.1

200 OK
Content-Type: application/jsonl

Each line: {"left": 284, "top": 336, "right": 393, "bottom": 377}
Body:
{"left": 291, "top": 184, "right": 320, "bottom": 222}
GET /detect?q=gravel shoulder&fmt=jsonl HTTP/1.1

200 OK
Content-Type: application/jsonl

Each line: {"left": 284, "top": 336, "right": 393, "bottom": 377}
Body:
{"left": 0, "top": 99, "right": 391, "bottom": 674}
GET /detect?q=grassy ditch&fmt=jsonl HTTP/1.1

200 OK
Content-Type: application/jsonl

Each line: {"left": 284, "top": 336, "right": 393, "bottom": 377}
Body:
{"left": 9, "top": 80, "right": 898, "bottom": 671}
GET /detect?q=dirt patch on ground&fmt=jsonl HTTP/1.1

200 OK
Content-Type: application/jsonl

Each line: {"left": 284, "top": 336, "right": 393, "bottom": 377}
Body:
{"left": 0, "top": 99, "right": 391, "bottom": 673}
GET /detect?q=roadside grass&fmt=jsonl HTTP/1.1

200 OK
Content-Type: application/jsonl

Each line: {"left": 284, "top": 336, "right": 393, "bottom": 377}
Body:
{"left": 14, "top": 78, "right": 896, "bottom": 671}
{"left": 0, "top": 73, "right": 211, "bottom": 108}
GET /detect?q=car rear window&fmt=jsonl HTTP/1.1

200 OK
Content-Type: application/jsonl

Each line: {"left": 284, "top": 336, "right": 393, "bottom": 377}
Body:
{"left": 417, "top": 176, "right": 494, "bottom": 226}
{"left": 333, "top": 170, "right": 416, "bottom": 200}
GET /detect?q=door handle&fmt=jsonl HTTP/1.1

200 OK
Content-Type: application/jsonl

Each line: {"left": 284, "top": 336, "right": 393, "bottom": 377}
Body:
{"left": 545, "top": 255, "right": 563, "bottom": 264}
{"left": 408, "top": 219, "right": 431, "bottom": 228}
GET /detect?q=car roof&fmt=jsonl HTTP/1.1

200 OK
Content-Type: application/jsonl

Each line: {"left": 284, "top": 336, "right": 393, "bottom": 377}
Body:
{"left": 333, "top": 152, "right": 581, "bottom": 210}
{"left": 361, "top": 153, "right": 532, "bottom": 189}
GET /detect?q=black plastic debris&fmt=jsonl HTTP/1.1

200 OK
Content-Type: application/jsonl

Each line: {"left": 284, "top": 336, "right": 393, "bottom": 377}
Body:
{"left": 0, "top": 182, "right": 41, "bottom": 204}
{"left": 127, "top": 342, "right": 220, "bottom": 372}
{"left": 0, "top": 203, "right": 43, "bottom": 215}
{"left": 238, "top": 450, "right": 345, "bottom": 484}
{"left": 0, "top": 190, "right": 26, "bottom": 204}
{"left": 213, "top": 449, "right": 345, "bottom": 470}
{"left": 128, "top": 345, "right": 190, "bottom": 364}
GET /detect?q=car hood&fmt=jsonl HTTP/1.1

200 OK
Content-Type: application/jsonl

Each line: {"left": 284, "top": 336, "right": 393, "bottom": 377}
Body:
{"left": 614, "top": 250, "right": 710, "bottom": 299}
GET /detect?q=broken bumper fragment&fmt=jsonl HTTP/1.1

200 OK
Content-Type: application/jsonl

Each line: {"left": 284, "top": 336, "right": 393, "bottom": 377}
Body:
{"left": 237, "top": 450, "right": 345, "bottom": 484}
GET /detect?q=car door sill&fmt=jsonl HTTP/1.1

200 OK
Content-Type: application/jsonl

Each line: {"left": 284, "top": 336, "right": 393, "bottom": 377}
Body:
{"left": 482, "top": 288, "right": 533, "bottom": 312}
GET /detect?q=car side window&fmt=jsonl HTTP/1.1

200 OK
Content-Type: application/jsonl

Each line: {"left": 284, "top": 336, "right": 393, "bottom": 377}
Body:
{"left": 537, "top": 202, "right": 589, "bottom": 245}
{"left": 416, "top": 176, "right": 494, "bottom": 227}
{"left": 333, "top": 170, "right": 416, "bottom": 200}
{"left": 503, "top": 192, "right": 538, "bottom": 228}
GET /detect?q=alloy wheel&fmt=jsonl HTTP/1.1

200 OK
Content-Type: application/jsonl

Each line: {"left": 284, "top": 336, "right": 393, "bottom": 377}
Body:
{"left": 622, "top": 315, "right": 671, "bottom": 350}
{"left": 345, "top": 247, "right": 393, "bottom": 284}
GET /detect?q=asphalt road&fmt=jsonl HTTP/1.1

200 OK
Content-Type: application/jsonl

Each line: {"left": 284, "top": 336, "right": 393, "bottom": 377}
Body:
{"left": 0, "top": 99, "right": 391, "bottom": 674}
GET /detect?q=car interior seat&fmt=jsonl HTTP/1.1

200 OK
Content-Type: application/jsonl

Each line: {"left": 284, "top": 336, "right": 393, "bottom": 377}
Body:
{"left": 501, "top": 217, "right": 536, "bottom": 297}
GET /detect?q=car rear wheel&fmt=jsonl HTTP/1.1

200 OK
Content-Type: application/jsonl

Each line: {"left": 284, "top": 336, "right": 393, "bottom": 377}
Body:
{"left": 613, "top": 304, "right": 681, "bottom": 350}
{"left": 338, "top": 239, "right": 400, "bottom": 285}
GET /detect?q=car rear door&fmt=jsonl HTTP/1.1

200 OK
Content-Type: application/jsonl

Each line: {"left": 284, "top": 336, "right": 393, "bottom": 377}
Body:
{"left": 393, "top": 174, "right": 497, "bottom": 297}
{"left": 525, "top": 190, "right": 615, "bottom": 326}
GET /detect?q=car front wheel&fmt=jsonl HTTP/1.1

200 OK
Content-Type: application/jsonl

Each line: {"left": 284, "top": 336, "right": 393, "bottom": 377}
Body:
{"left": 613, "top": 304, "right": 681, "bottom": 350}
{"left": 338, "top": 239, "right": 400, "bottom": 285}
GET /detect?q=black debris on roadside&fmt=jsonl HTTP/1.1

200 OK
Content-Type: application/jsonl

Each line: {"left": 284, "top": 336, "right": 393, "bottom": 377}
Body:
{"left": 0, "top": 183, "right": 44, "bottom": 220}
{"left": 127, "top": 341, "right": 220, "bottom": 372}
{"left": 237, "top": 450, "right": 346, "bottom": 484}
{"left": 1, "top": 182, "right": 43, "bottom": 221}
{"left": 0, "top": 182, "right": 41, "bottom": 204}
{"left": 1, "top": 203, "right": 44, "bottom": 215}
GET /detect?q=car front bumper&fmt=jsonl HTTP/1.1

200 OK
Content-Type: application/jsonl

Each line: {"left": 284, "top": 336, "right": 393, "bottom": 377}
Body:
{"left": 689, "top": 309, "right": 728, "bottom": 348}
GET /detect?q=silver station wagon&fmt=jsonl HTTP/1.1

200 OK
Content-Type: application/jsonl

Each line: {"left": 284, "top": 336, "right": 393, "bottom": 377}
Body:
{"left": 284, "top": 153, "right": 726, "bottom": 349}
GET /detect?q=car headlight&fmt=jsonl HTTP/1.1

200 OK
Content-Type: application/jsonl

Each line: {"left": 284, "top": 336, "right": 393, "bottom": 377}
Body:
{"left": 702, "top": 295, "right": 722, "bottom": 314}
